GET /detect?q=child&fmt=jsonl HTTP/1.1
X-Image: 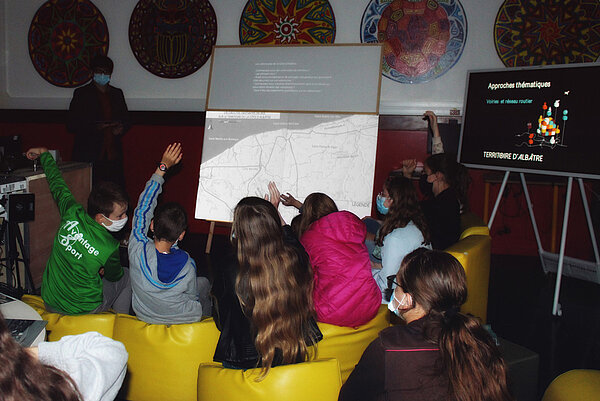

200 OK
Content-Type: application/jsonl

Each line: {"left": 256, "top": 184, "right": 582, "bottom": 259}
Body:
{"left": 128, "top": 143, "right": 211, "bottom": 324}
{"left": 26, "top": 148, "right": 131, "bottom": 315}
{"left": 0, "top": 311, "right": 129, "bottom": 401}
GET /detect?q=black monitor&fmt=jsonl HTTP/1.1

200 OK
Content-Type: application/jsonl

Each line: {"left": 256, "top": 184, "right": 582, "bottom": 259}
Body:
{"left": 458, "top": 63, "right": 600, "bottom": 180}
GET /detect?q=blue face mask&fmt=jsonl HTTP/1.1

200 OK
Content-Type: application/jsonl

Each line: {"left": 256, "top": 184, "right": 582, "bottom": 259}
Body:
{"left": 376, "top": 194, "right": 389, "bottom": 215}
{"left": 387, "top": 293, "right": 406, "bottom": 317}
{"left": 93, "top": 73, "right": 110, "bottom": 86}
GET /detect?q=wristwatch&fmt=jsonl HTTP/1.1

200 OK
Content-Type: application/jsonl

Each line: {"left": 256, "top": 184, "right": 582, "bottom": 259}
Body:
{"left": 158, "top": 162, "right": 168, "bottom": 172}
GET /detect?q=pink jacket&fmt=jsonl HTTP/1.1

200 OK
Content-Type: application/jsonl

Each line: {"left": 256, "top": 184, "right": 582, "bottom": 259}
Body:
{"left": 301, "top": 211, "right": 381, "bottom": 327}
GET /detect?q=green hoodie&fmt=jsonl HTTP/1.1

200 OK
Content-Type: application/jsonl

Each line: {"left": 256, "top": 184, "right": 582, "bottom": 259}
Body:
{"left": 40, "top": 152, "right": 123, "bottom": 314}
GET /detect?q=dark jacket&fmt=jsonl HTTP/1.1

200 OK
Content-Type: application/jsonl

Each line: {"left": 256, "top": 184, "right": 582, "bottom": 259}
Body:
{"left": 211, "top": 226, "right": 322, "bottom": 369}
{"left": 421, "top": 187, "right": 461, "bottom": 250}
{"left": 339, "top": 316, "right": 448, "bottom": 401}
{"left": 67, "top": 82, "right": 131, "bottom": 162}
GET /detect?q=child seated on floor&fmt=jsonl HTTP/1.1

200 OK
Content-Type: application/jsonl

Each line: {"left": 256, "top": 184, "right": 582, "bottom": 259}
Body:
{"left": 128, "top": 143, "right": 211, "bottom": 324}
{"left": 26, "top": 147, "right": 131, "bottom": 315}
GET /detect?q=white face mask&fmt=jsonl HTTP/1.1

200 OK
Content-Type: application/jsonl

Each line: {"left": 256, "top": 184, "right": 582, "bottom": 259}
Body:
{"left": 388, "top": 292, "right": 407, "bottom": 317}
{"left": 101, "top": 215, "right": 128, "bottom": 232}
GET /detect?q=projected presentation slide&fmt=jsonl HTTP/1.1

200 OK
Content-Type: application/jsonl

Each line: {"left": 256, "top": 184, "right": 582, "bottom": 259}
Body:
{"left": 206, "top": 45, "right": 382, "bottom": 114}
{"left": 459, "top": 64, "right": 600, "bottom": 179}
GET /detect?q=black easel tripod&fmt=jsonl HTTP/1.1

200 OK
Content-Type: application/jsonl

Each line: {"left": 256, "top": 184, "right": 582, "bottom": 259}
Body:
{"left": 0, "top": 196, "right": 35, "bottom": 295}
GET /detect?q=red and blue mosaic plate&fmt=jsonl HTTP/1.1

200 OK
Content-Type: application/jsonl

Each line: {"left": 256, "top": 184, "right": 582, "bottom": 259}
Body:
{"left": 240, "top": 0, "right": 336, "bottom": 45}
{"left": 361, "top": 0, "right": 467, "bottom": 84}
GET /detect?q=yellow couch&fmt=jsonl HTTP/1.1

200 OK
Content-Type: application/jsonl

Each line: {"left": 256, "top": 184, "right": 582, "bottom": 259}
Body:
{"left": 22, "top": 295, "right": 389, "bottom": 401}
{"left": 445, "top": 212, "right": 491, "bottom": 323}
{"left": 197, "top": 358, "right": 342, "bottom": 401}
{"left": 542, "top": 369, "right": 600, "bottom": 401}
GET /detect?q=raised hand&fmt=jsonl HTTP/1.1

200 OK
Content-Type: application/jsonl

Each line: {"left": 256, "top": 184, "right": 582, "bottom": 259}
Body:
{"left": 161, "top": 143, "right": 183, "bottom": 169}
{"left": 423, "top": 110, "right": 440, "bottom": 138}
{"left": 264, "top": 181, "right": 281, "bottom": 209}
{"left": 280, "top": 192, "right": 303, "bottom": 209}
{"left": 402, "top": 159, "right": 417, "bottom": 177}
{"left": 25, "top": 147, "right": 48, "bottom": 160}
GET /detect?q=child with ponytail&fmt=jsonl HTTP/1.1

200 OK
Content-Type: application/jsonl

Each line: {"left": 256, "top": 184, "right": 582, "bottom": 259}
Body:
{"left": 339, "top": 248, "right": 512, "bottom": 401}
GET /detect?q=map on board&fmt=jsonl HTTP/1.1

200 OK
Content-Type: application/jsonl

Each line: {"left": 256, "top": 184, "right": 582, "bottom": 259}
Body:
{"left": 195, "top": 111, "right": 379, "bottom": 223}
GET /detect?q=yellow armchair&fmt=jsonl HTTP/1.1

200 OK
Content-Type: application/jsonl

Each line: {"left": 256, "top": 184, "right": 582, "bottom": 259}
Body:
{"left": 197, "top": 359, "right": 342, "bottom": 401}
{"left": 22, "top": 294, "right": 117, "bottom": 340}
{"left": 22, "top": 295, "right": 220, "bottom": 401}
{"left": 21, "top": 297, "right": 389, "bottom": 398}
{"left": 317, "top": 304, "right": 389, "bottom": 382}
{"left": 445, "top": 213, "right": 491, "bottom": 323}
{"left": 113, "top": 314, "right": 220, "bottom": 401}
{"left": 542, "top": 369, "right": 600, "bottom": 401}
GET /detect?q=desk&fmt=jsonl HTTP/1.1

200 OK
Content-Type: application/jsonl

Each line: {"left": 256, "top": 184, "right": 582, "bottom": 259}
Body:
{"left": 0, "top": 298, "right": 46, "bottom": 345}
{"left": 483, "top": 172, "right": 566, "bottom": 253}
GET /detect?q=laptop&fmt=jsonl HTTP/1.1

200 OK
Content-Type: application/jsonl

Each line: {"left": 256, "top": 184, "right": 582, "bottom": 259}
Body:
{"left": 0, "top": 292, "right": 48, "bottom": 346}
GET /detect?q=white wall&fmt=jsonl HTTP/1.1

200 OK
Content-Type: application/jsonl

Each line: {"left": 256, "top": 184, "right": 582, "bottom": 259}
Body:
{"left": 1, "top": 0, "right": 505, "bottom": 114}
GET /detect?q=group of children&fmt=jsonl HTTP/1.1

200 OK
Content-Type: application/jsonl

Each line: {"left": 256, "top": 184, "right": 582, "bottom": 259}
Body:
{"left": 20, "top": 112, "right": 513, "bottom": 400}
{"left": 26, "top": 143, "right": 211, "bottom": 325}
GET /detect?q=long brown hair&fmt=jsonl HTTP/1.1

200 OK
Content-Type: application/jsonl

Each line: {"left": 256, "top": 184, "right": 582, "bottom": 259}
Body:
{"left": 295, "top": 192, "right": 338, "bottom": 238}
{"left": 397, "top": 249, "right": 513, "bottom": 401}
{"left": 232, "top": 197, "right": 317, "bottom": 377}
{"left": 377, "top": 175, "right": 429, "bottom": 246}
{"left": 0, "top": 313, "right": 82, "bottom": 401}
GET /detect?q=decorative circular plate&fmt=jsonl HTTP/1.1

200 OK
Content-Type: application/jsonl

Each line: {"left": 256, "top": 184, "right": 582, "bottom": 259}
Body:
{"left": 240, "top": 0, "right": 336, "bottom": 45}
{"left": 28, "top": 0, "right": 109, "bottom": 88}
{"left": 361, "top": 0, "right": 467, "bottom": 84}
{"left": 129, "top": 0, "right": 217, "bottom": 79}
{"left": 495, "top": 0, "right": 600, "bottom": 67}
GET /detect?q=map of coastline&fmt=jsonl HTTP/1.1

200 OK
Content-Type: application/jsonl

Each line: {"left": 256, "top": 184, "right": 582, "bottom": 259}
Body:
{"left": 195, "top": 112, "right": 379, "bottom": 223}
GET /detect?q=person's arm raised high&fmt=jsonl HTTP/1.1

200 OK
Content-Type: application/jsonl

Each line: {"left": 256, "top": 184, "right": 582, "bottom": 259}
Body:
{"left": 130, "top": 143, "right": 183, "bottom": 245}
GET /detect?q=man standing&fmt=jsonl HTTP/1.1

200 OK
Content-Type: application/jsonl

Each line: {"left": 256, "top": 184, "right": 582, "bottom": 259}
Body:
{"left": 67, "top": 55, "right": 131, "bottom": 188}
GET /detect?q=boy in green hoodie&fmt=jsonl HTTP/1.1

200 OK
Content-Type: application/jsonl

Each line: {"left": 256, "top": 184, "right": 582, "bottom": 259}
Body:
{"left": 26, "top": 147, "right": 131, "bottom": 315}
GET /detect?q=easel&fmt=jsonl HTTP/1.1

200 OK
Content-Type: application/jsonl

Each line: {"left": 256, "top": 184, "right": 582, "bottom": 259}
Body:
{"left": 204, "top": 220, "right": 232, "bottom": 254}
{"left": 488, "top": 171, "right": 600, "bottom": 316}
{"left": 0, "top": 218, "right": 34, "bottom": 294}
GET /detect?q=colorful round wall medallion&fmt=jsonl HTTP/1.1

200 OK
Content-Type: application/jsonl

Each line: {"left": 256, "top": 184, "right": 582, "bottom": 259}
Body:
{"left": 28, "top": 0, "right": 109, "bottom": 88}
{"left": 129, "top": 0, "right": 217, "bottom": 78}
{"left": 495, "top": 0, "right": 600, "bottom": 66}
{"left": 240, "top": 0, "right": 336, "bottom": 45}
{"left": 361, "top": 0, "right": 467, "bottom": 84}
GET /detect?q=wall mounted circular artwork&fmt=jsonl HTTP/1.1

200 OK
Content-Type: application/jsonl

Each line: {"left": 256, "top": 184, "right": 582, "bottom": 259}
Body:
{"left": 239, "top": 0, "right": 336, "bottom": 45}
{"left": 361, "top": 0, "right": 467, "bottom": 84}
{"left": 129, "top": 0, "right": 217, "bottom": 79}
{"left": 495, "top": 0, "right": 600, "bottom": 67}
{"left": 28, "top": 0, "right": 109, "bottom": 88}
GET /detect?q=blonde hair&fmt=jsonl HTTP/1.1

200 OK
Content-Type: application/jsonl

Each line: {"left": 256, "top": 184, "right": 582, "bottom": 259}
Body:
{"left": 233, "top": 197, "right": 317, "bottom": 377}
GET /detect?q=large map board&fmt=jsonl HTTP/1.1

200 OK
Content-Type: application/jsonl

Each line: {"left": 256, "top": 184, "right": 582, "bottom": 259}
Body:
{"left": 196, "top": 45, "right": 382, "bottom": 222}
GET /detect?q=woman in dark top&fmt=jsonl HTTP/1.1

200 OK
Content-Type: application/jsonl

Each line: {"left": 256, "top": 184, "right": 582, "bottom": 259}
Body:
{"left": 404, "top": 152, "right": 469, "bottom": 250}
{"left": 212, "top": 196, "right": 321, "bottom": 375}
{"left": 339, "top": 248, "right": 512, "bottom": 401}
